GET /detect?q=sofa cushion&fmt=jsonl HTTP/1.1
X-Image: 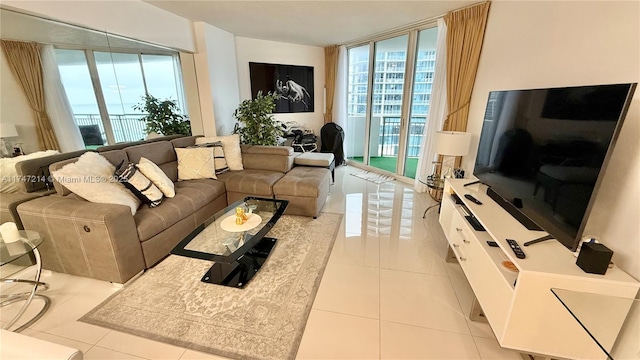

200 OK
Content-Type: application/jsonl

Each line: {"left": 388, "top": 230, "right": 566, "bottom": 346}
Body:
{"left": 273, "top": 166, "right": 330, "bottom": 198}
{"left": 171, "top": 135, "right": 201, "bottom": 149}
{"left": 216, "top": 170, "right": 284, "bottom": 197}
{"left": 134, "top": 179, "right": 225, "bottom": 241}
{"left": 125, "top": 141, "right": 178, "bottom": 182}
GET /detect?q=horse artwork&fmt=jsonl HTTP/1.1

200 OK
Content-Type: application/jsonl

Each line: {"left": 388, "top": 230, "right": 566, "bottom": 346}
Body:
{"left": 250, "top": 62, "right": 314, "bottom": 113}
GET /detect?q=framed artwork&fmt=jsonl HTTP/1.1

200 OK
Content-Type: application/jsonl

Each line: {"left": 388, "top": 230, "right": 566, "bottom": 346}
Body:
{"left": 249, "top": 62, "right": 314, "bottom": 113}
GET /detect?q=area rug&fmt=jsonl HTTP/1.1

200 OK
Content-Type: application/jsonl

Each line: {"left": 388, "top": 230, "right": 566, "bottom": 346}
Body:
{"left": 351, "top": 170, "right": 395, "bottom": 184}
{"left": 80, "top": 212, "right": 343, "bottom": 360}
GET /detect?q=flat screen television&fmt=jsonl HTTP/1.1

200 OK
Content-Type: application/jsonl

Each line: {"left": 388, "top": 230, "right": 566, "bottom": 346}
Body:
{"left": 473, "top": 83, "right": 636, "bottom": 250}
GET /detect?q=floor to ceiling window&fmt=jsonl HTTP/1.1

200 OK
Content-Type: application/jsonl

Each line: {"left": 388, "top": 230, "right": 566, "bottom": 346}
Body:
{"left": 56, "top": 49, "right": 186, "bottom": 148}
{"left": 346, "top": 26, "right": 438, "bottom": 179}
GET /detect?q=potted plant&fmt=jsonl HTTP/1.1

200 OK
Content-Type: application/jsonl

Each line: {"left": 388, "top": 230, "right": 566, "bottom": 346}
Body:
{"left": 233, "top": 91, "right": 283, "bottom": 146}
{"left": 133, "top": 94, "right": 191, "bottom": 136}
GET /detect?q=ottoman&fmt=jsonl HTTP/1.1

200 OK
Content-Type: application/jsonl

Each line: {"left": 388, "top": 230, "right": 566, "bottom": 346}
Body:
{"left": 294, "top": 152, "right": 335, "bottom": 183}
{"left": 273, "top": 166, "right": 331, "bottom": 218}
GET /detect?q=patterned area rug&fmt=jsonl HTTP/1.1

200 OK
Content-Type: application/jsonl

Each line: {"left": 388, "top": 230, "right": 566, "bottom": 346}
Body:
{"left": 351, "top": 170, "right": 395, "bottom": 184}
{"left": 80, "top": 213, "right": 343, "bottom": 360}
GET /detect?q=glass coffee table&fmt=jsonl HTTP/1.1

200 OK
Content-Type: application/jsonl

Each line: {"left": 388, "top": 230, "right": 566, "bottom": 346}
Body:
{"left": 171, "top": 197, "right": 288, "bottom": 288}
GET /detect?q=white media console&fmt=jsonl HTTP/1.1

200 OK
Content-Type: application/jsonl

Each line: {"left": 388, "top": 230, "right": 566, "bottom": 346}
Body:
{"left": 439, "top": 179, "right": 639, "bottom": 359}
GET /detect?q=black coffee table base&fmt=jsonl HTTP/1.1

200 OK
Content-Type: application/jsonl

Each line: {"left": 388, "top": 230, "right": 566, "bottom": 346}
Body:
{"left": 201, "top": 237, "right": 277, "bottom": 288}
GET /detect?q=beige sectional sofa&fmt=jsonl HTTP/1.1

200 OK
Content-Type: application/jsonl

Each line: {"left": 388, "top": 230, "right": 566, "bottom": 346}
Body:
{"left": 16, "top": 136, "right": 330, "bottom": 284}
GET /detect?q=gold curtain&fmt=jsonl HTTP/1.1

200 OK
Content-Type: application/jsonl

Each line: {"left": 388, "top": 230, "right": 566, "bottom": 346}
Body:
{"left": 324, "top": 45, "right": 338, "bottom": 124}
{"left": 1, "top": 40, "right": 59, "bottom": 150}
{"left": 443, "top": 1, "right": 491, "bottom": 167}
{"left": 443, "top": 1, "right": 491, "bottom": 132}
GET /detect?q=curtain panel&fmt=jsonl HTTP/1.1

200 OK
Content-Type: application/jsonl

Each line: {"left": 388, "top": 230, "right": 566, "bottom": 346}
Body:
{"left": 1, "top": 40, "right": 60, "bottom": 151}
{"left": 324, "top": 45, "right": 338, "bottom": 124}
{"left": 443, "top": 1, "right": 491, "bottom": 166}
{"left": 40, "top": 44, "right": 85, "bottom": 152}
{"left": 414, "top": 19, "right": 448, "bottom": 192}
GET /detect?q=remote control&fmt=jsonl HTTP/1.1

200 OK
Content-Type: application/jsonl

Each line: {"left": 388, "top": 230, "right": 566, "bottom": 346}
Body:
{"left": 487, "top": 240, "right": 499, "bottom": 247}
{"left": 506, "top": 239, "right": 526, "bottom": 259}
{"left": 464, "top": 194, "right": 483, "bottom": 205}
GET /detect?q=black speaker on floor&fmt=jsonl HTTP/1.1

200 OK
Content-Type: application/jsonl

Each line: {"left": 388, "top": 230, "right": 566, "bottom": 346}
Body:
{"left": 576, "top": 242, "right": 613, "bottom": 275}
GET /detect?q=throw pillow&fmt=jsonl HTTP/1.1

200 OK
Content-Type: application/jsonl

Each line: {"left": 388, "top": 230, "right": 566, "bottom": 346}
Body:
{"left": 195, "top": 134, "right": 243, "bottom": 171}
{"left": 190, "top": 142, "right": 229, "bottom": 175}
{"left": 136, "top": 157, "right": 175, "bottom": 198}
{"left": 115, "top": 161, "right": 164, "bottom": 207}
{"left": 51, "top": 152, "right": 140, "bottom": 215}
{"left": 175, "top": 147, "right": 216, "bottom": 180}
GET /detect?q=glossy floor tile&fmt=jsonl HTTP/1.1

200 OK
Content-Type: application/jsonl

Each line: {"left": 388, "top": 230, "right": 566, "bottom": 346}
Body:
{"left": 1, "top": 165, "right": 524, "bottom": 359}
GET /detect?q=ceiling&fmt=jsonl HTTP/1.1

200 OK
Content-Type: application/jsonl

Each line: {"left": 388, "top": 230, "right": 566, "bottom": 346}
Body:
{"left": 146, "top": 0, "right": 476, "bottom": 47}
{"left": 0, "top": 7, "right": 175, "bottom": 52}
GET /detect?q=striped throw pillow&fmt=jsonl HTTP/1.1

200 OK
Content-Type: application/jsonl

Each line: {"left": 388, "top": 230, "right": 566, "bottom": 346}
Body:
{"left": 191, "top": 142, "right": 229, "bottom": 175}
{"left": 115, "top": 161, "right": 163, "bottom": 207}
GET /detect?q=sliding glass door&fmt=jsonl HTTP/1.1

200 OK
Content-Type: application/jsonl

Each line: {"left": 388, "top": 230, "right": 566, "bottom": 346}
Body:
{"left": 368, "top": 35, "right": 409, "bottom": 175}
{"left": 346, "top": 45, "right": 370, "bottom": 164}
{"left": 345, "top": 25, "right": 439, "bottom": 180}
{"left": 403, "top": 27, "right": 438, "bottom": 178}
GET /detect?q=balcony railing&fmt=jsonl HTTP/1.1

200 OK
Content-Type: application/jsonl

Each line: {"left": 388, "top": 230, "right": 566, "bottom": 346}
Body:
{"left": 74, "top": 114, "right": 147, "bottom": 145}
{"left": 379, "top": 117, "right": 425, "bottom": 157}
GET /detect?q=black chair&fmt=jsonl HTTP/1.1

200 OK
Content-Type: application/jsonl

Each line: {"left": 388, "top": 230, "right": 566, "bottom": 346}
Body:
{"left": 320, "top": 122, "right": 345, "bottom": 166}
{"left": 79, "top": 125, "right": 104, "bottom": 146}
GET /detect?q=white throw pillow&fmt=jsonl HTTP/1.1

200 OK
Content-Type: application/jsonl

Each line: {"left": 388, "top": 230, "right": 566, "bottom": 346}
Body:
{"left": 0, "top": 150, "right": 59, "bottom": 193}
{"left": 51, "top": 152, "right": 140, "bottom": 215}
{"left": 195, "top": 134, "right": 243, "bottom": 171}
{"left": 175, "top": 147, "right": 216, "bottom": 180}
{"left": 136, "top": 157, "right": 175, "bottom": 198}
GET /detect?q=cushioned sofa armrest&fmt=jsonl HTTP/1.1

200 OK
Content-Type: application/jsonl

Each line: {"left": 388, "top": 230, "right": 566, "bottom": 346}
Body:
{"left": 15, "top": 149, "right": 88, "bottom": 193}
{"left": 0, "top": 190, "right": 52, "bottom": 229}
{"left": 17, "top": 196, "right": 145, "bottom": 284}
{"left": 241, "top": 145, "right": 295, "bottom": 173}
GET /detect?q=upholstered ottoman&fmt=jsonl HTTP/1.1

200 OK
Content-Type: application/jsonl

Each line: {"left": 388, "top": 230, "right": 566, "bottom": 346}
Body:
{"left": 293, "top": 152, "right": 335, "bottom": 183}
{"left": 273, "top": 167, "right": 330, "bottom": 218}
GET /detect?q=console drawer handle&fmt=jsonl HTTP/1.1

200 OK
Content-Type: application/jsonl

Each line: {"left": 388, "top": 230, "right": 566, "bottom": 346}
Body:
{"left": 463, "top": 239, "right": 470, "bottom": 244}
{"left": 452, "top": 244, "right": 460, "bottom": 248}
{"left": 456, "top": 227, "right": 463, "bottom": 232}
{"left": 459, "top": 257, "right": 467, "bottom": 261}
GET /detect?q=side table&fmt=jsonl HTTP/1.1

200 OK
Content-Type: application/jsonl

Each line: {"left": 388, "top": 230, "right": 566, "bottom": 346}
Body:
{"left": 418, "top": 176, "right": 444, "bottom": 218}
{"left": 1, "top": 230, "right": 50, "bottom": 332}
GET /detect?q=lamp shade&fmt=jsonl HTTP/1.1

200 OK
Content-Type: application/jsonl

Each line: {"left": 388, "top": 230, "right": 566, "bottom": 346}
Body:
{"left": 435, "top": 131, "right": 471, "bottom": 156}
{"left": 0, "top": 123, "right": 18, "bottom": 138}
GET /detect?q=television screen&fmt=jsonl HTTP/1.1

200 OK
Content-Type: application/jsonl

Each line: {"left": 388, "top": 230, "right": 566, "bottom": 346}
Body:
{"left": 473, "top": 83, "right": 636, "bottom": 250}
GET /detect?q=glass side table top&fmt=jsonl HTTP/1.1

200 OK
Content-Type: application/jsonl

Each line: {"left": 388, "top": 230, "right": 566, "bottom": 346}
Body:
{"left": 551, "top": 288, "right": 639, "bottom": 360}
{"left": 1, "top": 230, "right": 43, "bottom": 266}
{"left": 418, "top": 175, "right": 445, "bottom": 190}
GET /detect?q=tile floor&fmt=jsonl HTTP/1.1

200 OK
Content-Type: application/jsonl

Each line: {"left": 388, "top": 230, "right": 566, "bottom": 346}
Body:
{"left": 1, "top": 165, "right": 523, "bottom": 360}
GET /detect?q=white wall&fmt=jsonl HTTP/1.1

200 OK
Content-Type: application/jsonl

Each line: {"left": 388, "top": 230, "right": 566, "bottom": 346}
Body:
{"left": 3, "top": 1, "right": 195, "bottom": 52}
{"left": 0, "top": 50, "right": 40, "bottom": 154}
{"left": 194, "top": 23, "right": 240, "bottom": 136}
{"left": 464, "top": 1, "right": 639, "bottom": 357}
{"left": 235, "top": 37, "right": 325, "bottom": 138}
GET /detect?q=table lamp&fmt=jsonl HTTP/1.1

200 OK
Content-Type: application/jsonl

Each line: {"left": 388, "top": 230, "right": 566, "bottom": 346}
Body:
{"left": 435, "top": 131, "right": 471, "bottom": 179}
{"left": 0, "top": 123, "right": 19, "bottom": 157}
